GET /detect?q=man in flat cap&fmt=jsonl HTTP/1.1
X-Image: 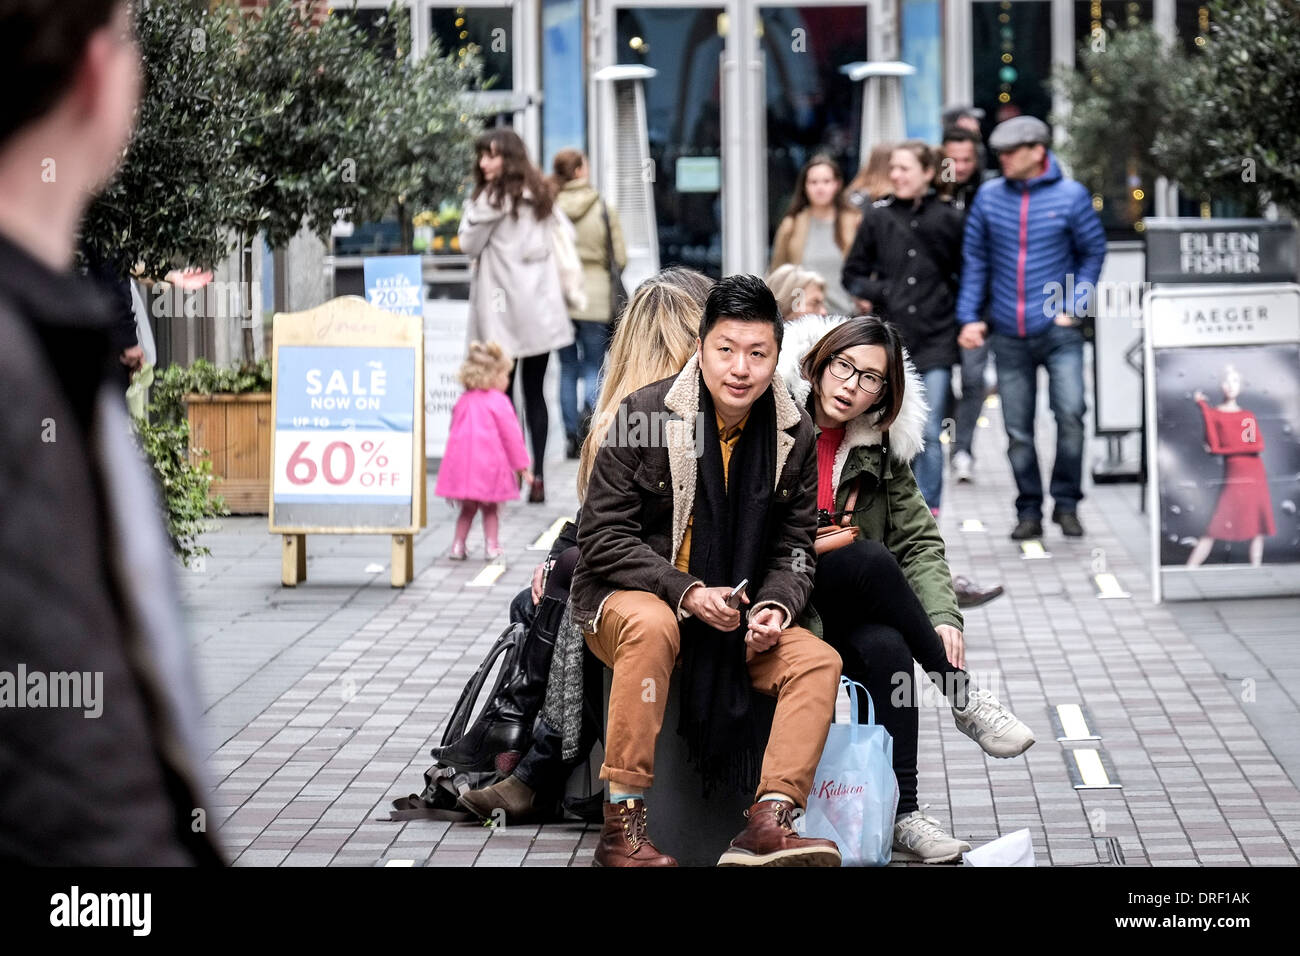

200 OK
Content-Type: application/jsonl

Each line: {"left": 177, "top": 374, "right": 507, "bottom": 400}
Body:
{"left": 955, "top": 116, "right": 1106, "bottom": 541}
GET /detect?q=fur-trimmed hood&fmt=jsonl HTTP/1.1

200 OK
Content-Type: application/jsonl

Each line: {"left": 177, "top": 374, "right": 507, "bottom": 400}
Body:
{"left": 777, "top": 314, "right": 929, "bottom": 479}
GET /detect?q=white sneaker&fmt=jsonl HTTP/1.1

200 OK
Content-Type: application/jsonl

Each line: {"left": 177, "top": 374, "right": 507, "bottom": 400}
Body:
{"left": 953, "top": 450, "right": 974, "bottom": 483}
{"left": 952, "top": 688, "right": 1035, "bottom": 758}
{"left": 893, "top": 807, "right": 971, "bottom": 863}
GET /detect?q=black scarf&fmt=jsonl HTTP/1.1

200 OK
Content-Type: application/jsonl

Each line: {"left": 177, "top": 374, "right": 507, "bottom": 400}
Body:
{"left": 678, "top": 379, "right": 776, "bottom": 794}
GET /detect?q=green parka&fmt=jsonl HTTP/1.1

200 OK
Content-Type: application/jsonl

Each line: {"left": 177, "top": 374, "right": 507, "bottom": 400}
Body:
{"left": 778, "top": 314, "right": 964, "bottom": 632}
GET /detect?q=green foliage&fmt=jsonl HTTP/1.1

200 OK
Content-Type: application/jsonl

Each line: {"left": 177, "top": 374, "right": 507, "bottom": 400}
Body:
{"left": 135, "top": 404, "right": 223, "bottom": 567}
{"left": 150, "top": 358, "right": 273, "bottom": 421}
{"left": 81, "top": 1, "right": 245, "bottom": 278}
{"left": 137, "top": 359, "right": 271, "bottom": 565}
{"left": 1152, "top": 0, "right": 1300, "bottom": 215}
{"left": 81, "top": 1, "right": 484, "bottom": 277}
{"left": 225, "top": 2, "right": 483, "bottom": 248}
{"left": 1054, "top": 22, "right": 1184, "bottom": 205}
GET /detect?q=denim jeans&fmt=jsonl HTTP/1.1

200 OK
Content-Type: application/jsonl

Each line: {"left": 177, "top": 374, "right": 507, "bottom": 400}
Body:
{"left": 558, "top": 320, "right": 612, "bottom": 436}
{"left": 913, "top": 365, "right": 952, "bottom": 511}
{"left": 990, "top": 323, "right": 1087, "bottom": 520}
{"left": 954, "top": 342, "right": 990, "bottom": 457}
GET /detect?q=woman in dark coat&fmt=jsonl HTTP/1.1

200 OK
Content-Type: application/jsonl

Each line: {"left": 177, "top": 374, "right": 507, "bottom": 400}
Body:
{"left": 841, "top": 141, "right": 964, "bottom": 515}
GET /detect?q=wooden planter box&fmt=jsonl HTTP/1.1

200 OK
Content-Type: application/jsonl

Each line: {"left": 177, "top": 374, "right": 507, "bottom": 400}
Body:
{"left": 186, "top": 392, "right": 272, "bottom": 514}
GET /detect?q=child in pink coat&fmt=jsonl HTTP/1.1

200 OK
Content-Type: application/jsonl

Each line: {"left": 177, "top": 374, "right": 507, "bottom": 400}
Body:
{"left": 435, "top": 342, "right": 533, "bottom": 560}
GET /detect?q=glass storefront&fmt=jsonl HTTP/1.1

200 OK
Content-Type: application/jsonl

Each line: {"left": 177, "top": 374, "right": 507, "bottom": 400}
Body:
{"left": 760, "top": 6, "right": 867, "bottom": 254}
{"left": 971, "top": 0, "right": 1053, "bottom": 168}
{"left": 617, "top": 7, "right": 726, "bottom": 276}
{"left": 429, "top": 5, "right": 514, "bottom": 88}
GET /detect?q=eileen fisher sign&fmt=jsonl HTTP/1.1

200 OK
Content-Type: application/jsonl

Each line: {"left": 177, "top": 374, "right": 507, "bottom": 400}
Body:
{"left": 1145, "top": 218, "right": 1297, "bottom": 284}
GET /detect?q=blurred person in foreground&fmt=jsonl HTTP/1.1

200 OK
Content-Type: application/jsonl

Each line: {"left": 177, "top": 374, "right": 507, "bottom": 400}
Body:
{"left": 0, "top": 0, "right": 223, "bottom": 864}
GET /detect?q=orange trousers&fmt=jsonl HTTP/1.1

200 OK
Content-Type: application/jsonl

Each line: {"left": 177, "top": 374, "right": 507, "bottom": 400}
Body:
{"left": 586, "top": 589, "right": 841, "bottom": 806}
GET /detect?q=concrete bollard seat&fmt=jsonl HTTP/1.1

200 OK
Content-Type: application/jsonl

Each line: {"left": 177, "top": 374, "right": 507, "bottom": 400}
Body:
{"left": 602, "top": 668, "right": 777, "bottom": 866}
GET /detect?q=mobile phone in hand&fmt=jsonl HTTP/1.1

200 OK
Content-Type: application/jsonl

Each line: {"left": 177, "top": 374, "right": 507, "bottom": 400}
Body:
{"left": 726, "top": 578, "right": 749, "bottom": 609}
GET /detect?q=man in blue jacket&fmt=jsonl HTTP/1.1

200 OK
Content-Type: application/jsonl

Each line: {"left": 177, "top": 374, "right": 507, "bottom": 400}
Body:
{"left": 956, "top": 117, "right": 1106, "bottom": 540}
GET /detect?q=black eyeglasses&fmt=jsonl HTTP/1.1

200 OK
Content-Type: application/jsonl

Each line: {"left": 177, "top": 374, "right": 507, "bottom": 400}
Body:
{"left": 827, "top": 355, "right": 887, "bottom": 395}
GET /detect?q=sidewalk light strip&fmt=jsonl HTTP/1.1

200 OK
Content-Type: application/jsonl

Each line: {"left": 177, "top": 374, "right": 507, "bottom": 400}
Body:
{"left": 961, "top": 519, "right": 985, "bottom": 533}
{"left": 1070, "top": 749, "right": 1121, "bottom": 789}
{"left": 468, "top": 562, "right": 507, "bottom": 588}
{"left": 1055, "top": 703, "right": 1100, "bottom": 741}
{"left": 985, "top": 395, "right": 1000, "bottom": 410}
{"left": 976, "top": 416, "right": 990, "bottom": 428}
{"left": 1093, "top": 572, "right": 1131, "bottom": 599}
{"left": 529, "top": 517, "right": 570, "bottom": 551}
{"left": 1020, "top": 540, "right": 1050, "bottom": 560}
{"left": 384, "top": 859, "right": 416, "bottom": 867}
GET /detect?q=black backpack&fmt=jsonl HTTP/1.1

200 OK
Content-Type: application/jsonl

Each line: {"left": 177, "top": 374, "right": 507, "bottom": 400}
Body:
{"left": 390, "top": 588, "right": 565, "bottom": 820}
{"left": 389, "top": 622, "right": 528, "bottom": 820}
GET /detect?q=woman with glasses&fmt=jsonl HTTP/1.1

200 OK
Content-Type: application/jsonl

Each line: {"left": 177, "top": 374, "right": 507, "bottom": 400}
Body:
{"left": 777, "top": 314, "right": 1035, "bottom": 863}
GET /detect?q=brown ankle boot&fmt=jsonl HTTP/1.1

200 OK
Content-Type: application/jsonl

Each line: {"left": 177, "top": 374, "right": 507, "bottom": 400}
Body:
{"left": 717, "top": 799, "right": 842, "bottom": 867}
{"left": 457, "top": 775, "right": 540, "bottom": 824}
{"left": 592, "top": 799, "right": 677, "bottom": 867}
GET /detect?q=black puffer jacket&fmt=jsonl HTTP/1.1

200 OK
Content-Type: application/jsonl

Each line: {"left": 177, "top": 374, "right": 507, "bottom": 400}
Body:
{"left": 841, "top": 192, "right": 964, "bottom": 372}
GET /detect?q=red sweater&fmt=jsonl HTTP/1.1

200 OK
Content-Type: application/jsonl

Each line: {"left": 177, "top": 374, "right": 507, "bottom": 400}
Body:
{"left": 1198, "top": 399, "right": 1264, "bottom": 454}
{"left": 816, "top": 427, "right": 844, "bottom": 513}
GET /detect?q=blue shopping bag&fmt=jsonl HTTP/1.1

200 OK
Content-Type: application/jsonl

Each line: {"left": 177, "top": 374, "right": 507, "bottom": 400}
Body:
{"left": 802, "top": 677, "right": 899, "bottom": 866}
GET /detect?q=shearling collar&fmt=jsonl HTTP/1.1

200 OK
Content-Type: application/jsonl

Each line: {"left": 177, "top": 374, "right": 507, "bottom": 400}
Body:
{"left": 660, "top": 351, "right": 803, "bottom": 561}
{"left": 776, "top": 314, "right": 929, "bottom": 478}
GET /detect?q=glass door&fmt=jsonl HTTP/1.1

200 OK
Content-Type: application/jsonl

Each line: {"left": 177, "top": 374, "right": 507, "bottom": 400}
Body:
{"left": 598, "top": 0, "right": 870, "bottom": 277}
{"left": 758, "top": 5, "right": 868, "bottom": 263}
{"left": 615, "top": 6, "right": 726, "bottom": 276}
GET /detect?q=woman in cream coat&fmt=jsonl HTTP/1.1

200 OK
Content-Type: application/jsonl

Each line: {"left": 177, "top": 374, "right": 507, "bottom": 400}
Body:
{"left": 459, "top": 128, "right": 575, "bottom": 502}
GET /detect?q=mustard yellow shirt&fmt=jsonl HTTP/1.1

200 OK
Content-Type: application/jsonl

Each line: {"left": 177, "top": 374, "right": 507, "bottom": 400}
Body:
{"left": 674, "top": 411, "right": 748, "bottom": 573}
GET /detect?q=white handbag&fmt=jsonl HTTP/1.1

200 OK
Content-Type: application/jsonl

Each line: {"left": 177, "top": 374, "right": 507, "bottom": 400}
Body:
{"left": 550, "top": 211, "right": 588, "bottom": 314}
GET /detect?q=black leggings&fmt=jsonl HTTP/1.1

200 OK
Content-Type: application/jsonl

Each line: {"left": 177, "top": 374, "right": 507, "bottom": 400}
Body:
{"left": 812, "top": 539, "right": 968, "bottom": 815}
{"left": 507, "top": 352, "right": 550, "bottom": 479}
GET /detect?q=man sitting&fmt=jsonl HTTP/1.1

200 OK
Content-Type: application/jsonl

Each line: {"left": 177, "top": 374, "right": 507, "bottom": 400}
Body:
{"left": 570, "top": 275, "right": 842, "bottom": 867}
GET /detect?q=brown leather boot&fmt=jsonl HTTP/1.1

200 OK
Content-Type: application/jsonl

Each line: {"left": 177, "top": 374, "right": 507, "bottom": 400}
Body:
{"left": 592, "top": 799, "right": 677, "bottom": 867}
{"left": 457, "top": 775, "right": 541, "bottom": 824}
{"left": 717, "top": 799, "right": 842, "bottom": 867}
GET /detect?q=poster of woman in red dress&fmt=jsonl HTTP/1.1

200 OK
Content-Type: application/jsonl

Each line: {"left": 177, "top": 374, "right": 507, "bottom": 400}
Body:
{"left": 1185, "top": 364, "right": 1276, "bottom": 566}
{"left": 1154, "top": 344, "right": 1299, "bottom": 568}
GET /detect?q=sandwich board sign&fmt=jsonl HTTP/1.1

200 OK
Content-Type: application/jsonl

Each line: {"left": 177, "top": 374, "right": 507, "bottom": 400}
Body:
{"left": 269, "top": 296, "right": 424, "bottom": 587}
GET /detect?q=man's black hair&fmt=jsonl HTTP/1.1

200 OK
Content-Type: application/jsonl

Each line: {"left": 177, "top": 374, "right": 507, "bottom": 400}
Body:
{"left": 941, "top": 126, "right": 982, "bottom": 147}
{"left": 0, "top": 0, "right": 124, "bottom": 148}
{"left": 700, "top": 273, "right": 783, "bottom": 349}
